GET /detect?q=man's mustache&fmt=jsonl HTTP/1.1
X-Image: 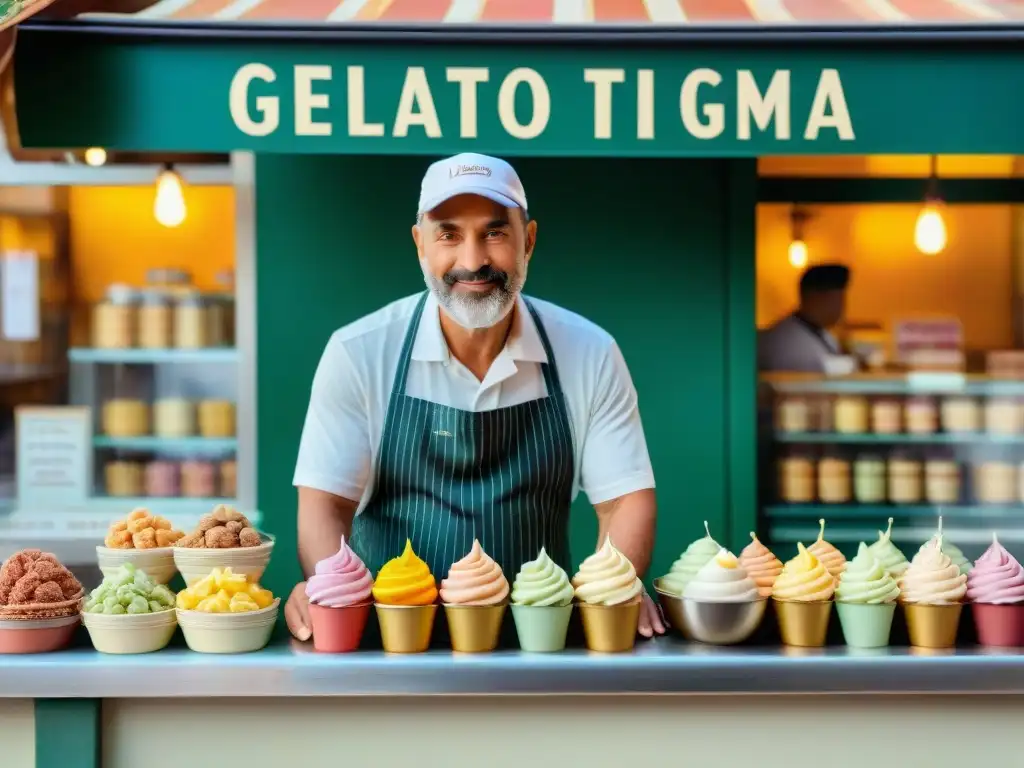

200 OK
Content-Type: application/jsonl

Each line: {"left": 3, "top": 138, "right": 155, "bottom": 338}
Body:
{"left": 443, "top": 266, "right": 509, "bottom": 287}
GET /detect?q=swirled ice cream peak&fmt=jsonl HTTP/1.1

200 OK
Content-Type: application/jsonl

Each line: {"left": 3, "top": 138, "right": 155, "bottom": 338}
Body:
{"left": 305, "top": 535, "right": 373, "bottom": 607}
{"left": 573, "top": 537, "right": 642, "bottom": 606}
{"left": 967, "top": 533, "right": 1024, "bottom": 605}
{"left": 806, "top": 518, "right": 846, "bottom": 580}
{"left": 917, "top": 516, "right": 971, "bottom": 576}
{"left": 739, "top": 532, "right": 783, "bottom": 598}
{"left": 658, "top": 520, "right": 720, "bottom": 597}
{"left": 901, "top": 534, "right": 967, "bottom": 605}
{"left": 439, "top": 539, "right": 509, "bottom": 606}
{"left": 836, "top": 542, "right": 900, "bottom": 604}
{"left": 684, "top": 548, "right": 760, "bottom": 603}
{"left": 772, "top": 543, "right": 835, "bottom": 602}
{"left": 868, "top": 517, "right": 909, "bottom": 578}
{"left": 371, "top": 539, "right": 438, "bottom": 606}
{"left": 511, "top": 547, "right": 574, "bottom": 607}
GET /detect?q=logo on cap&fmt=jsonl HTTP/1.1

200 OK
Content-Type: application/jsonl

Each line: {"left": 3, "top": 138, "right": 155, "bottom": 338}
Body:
{"left": 449, "top": 164, "right": 492, "bottom": 179}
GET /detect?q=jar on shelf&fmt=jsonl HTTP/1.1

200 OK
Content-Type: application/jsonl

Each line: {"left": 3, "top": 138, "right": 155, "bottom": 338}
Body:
{"left": 888, "top": 452, "right": 923, "bottom": 505}
{"left": 101, "top": 399, "right": 150, "bottom": 437}
{"left": 145, "top": 460, "right": 180, "bottom": 498}
{"left": 779, "top": 452, "right": 815, "bottom": 504}
{"left": 148, "top": 267, "right": 194, "bottom": 299}
{"left": 905, "top": 396, "right": 938, "bottom": 435}
{"left": 220, "top": 459, "right": 237, "bottom": 498}
{"left": 817, "top": 453, "right": 851, "bottom": 504}
{"left": 174, "top": 291, "right": 208, "bottom": 349}
{"left": 834, "top": 396, "right": 868, "bottom": 434}
{"left": 1018, "top": 461, "right": 1024, "bottom": 504}
{"left": 153, "top": 398, "right": 195, "bottom": 438}
{"left": 137, "top": 288, "right": 173, "bottom": 349}
{"left": 198, "top": 400, "right": 236, "bottom": 438}
{"left": 216, "top": 269, "right": 236, "bottom": 346}
{"left": 775, "top": 396, "right": 810, "bottom": 433}
{"left": 941, "top": 396, "right": 981, "bottom": 433}
{"left": 91, "top": 284, "right": 137, "bottom": 349}
{"left": 925, "top": 452, "right": 960, "bottom": 505}
{"left": 985, "top": 397, "right": 1024, "bottom": 435}
{"left": 105, "top": 459, "right": 144, "bottom": 497}
{"left": 853, "top": 453, "right": 886, "bottom": 504}
{"left": 870, "top": 397, "right": 902, "bottom": 434}
{"left": 181, "top": 460, "right": 217, "bottom": 498}
{"left": 809, "top": 395, "right": 834, "bottom": 432}
{"left": 975, "top": 460, "right": 1017, "bottom": 505}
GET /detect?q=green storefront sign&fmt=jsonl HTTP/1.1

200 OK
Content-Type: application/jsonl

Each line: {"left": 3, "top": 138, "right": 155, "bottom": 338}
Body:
{"left": 13, "top": 33, "right": 1024, "bottom": 155}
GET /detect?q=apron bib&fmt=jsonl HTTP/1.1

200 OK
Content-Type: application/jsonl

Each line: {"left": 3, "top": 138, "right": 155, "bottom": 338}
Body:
{"left": 351, "top": 292, "right": 576, "bottom": 585}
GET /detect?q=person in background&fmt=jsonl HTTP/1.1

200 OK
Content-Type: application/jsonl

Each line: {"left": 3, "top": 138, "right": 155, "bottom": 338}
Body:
{"left": 758, "top": 264, "right": 853, "bottom": 374}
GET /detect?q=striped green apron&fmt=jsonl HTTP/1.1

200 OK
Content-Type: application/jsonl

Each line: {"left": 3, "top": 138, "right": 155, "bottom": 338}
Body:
{"left": 350, "top": 292, "right": 575, "bottom": 583}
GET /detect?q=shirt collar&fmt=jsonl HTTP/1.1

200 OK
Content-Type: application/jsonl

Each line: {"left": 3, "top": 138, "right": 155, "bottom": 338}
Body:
{"left": 411, "top": 292, "right": 549, "bottom": 364}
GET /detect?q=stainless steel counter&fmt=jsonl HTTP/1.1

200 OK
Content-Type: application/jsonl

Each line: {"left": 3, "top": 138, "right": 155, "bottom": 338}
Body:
{"left": 4, "top": 638, "right": 1024, "bottom": 697}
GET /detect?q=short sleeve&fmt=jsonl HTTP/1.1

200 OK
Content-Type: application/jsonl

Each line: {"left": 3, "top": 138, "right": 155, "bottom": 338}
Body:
{"left": 579, "top": 342, "right": 656, "bottom": 505}
{"left": 292, "top": 334, "right": 371, "bottom": 502}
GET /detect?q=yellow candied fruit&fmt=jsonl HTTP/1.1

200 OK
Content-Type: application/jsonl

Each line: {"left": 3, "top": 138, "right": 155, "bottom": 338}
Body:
{"left": 229, "top": 593, "right": 259, "bottom": 612}
{"left": 176, "top": 567, "right": 275, "bottom": 613}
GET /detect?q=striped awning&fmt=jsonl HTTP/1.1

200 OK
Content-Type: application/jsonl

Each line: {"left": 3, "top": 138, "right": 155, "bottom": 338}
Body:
{"left": 110, "top": 0, "right": 1024, "bottom": 24}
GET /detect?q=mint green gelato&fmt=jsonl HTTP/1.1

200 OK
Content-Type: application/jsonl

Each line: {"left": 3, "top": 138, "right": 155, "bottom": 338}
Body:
{"left": 659, "top": 524, "right": 720, "bottom": 596}
{"left": 511, "top": 548, "right": 574, "bottom": 607}
{"left": 837, "top": 543, "right": 900, "bottom": 604}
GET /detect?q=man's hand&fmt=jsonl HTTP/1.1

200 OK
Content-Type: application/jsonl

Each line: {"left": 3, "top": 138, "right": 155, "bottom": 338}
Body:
{"left": 284, "top": 582, "right": 312, "bottom": 641}
{"left": 637, "top": 589, "right": 665, "bottom": 638}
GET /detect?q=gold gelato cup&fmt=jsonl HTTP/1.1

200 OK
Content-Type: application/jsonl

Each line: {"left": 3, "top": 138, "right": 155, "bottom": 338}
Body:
{"left": 443, "top": 603, "right": 507, "bottom": 653}
{"left": 577, "top": 597, "right": 641, "bottom": 653}
{"left": 902, "top": 602, "right": 962, "bottom": 649}
{"left": 374, "top": 603, "right": 437, "bottom": 654}
{"left": 773, "top": 599, "right": 833, "bottom": 647}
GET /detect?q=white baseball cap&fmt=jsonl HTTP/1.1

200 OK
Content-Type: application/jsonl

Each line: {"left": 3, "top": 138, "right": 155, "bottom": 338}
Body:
{"left": 417, "top": 153, "right": 528, "bottom": 216}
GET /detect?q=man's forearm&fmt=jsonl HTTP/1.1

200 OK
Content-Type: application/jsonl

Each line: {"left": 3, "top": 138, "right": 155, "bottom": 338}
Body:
{"left": 594, "top": 488, "right": 657, "bottom": 577}
{"left": 297, "top": 487, "right": 358, "bottom": 578}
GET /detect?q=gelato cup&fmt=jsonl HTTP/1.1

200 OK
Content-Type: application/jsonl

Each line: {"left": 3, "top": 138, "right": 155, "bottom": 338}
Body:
{"left": 972, "top": 603, "right": 1024, "bottom": 648}
{"left": 901, "top": 533, "right": 967, "bottom": 648}
{"left": 967, "top": 533, "right": 1024, "bottom": 647}
{"left": 657, "top": 521, "right": 720, "bottom": 597}
{"left": 440, "top": 540, "right": 509, "bottom": 653}
{"left": 680, "top": 549, "right": 765, "bottom": 645}
{"left": 774, "top": 599, "right": 833, "bottom": 647}
{"left": 772, "top": 542, "right": 835, "bottom": 647}
{"left": 835, "top": 602, "right": 896, "bottom": 649}
{"left": 306, "top": 536, "right": 374, "bottom": 653}
{"left": 372, "top": 539, "right": 438, "bottom": 653}
{"left": 573, "top": 538, "right": 644, "bottom": 652}
{"left": 834, "top": 543, "right": 900, "bottom": 648}
{"left": 510, "top": 547, "right": 574, "bottom": 652}
{"left": 903, "top": 602, "right": 963, "bottom": 649}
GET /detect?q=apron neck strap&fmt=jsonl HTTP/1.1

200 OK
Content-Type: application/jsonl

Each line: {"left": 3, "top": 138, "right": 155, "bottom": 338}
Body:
{"left": 392, "top": 292, "right": 564, "bottom": 397}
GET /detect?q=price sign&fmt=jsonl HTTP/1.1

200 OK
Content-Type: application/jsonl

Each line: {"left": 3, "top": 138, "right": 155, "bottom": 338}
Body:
{"left": 16, "top": 406, "right": 92, "bottom": 507}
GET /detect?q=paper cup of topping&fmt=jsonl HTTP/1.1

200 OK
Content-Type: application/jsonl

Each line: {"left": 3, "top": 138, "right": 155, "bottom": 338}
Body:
{"left": 971, "top": 603, "right": 1024, "bottom": 648}
{"left": 176, "top": 600, "right": 279, "bottom": 654}
{"left": 577, "top": 597, "right": 641, "bottom": 653}
{"left": 308, "top": 601, "right": 372, "bottom": 653}
{"left": 835, "top": 601, "right": 896, "bottom": 649}
{"left": 510, "top": 604, "right": 573, "bottom": 652}
{"left": 773, "top": 599, "right": 833, "bottom": 648}
{"left": 173, "top": 535, "right": 275, "bottom": 586}
{"left": 96, "top": 546, "right": 177, "bottom": 585}
{"left": 682, "top": 598, "right": 767, "bottom": 645}
{"left": 0, "top": 615, "right": 81, "bottom": 654}
{"left": 902, "top": 601, "right": 962, "bottom": 649}
{"left": 374, "top": 603, "right": 437, "bottom": 654}
{"left": 444, "top": 603, "right": 507, "bottom": 653}
{"left": 82, "top": 609, "right": 178, "bottom": 654}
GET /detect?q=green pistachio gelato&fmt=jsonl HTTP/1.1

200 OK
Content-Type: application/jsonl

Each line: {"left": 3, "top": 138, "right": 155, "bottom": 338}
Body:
{"left": 868, "top": 518, "right": 910, "bottom": 578}
{"left": 836, "top": 543, "right": 900, "bottom": 604}
{"left": 84, "top": 563, "right": 175, "bottom": 615}
{"left": 510, "top": 548, "right": 574, "bottom": 607}
{"left": 659, "top": 521, "right": 720, "bottom": 597}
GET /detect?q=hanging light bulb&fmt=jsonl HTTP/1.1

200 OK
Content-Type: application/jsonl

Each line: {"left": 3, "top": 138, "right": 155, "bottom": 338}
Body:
{"left": 83, "top": 147, "right": 107, "bottom": 167}
{"left": 788, "top": 205, "right": 811, "bottom": 269}
{"left": 914, "top": 155, "right": 947, "bottom": 255}
{"left": 154, "top": 164, "right": 186, "bottom": 228}
{"left": 788, "top": 238, "right": 808, "bottom": 268}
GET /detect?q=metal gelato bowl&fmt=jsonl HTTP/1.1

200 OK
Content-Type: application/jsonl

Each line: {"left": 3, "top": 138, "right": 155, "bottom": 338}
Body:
{"left": 654, "top": 580, "right": 766, "bottom": 645}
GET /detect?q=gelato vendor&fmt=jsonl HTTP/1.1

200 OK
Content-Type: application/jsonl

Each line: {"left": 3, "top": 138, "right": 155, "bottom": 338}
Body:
{"left": 758, "top": 263, "right": 855, "bottom": 374}
{"left": 287, "top": 153, "right": 663, "bottom": 640}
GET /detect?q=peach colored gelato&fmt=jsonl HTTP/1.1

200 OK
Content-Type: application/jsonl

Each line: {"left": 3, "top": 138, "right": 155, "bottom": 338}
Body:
{"left": 772, "top": 543, "right": 836, "bottom": 602}
{"left": 901, "top": 536, "right": 968, "bottom": 605}
{"left": 739, "top": 532, "right": 783, "bottom": 598}
{"left": 806, "top": 518, "right": 846, "bottom": 580}
{"left": 439, "top": 539, "right": 509, "bottom": 606}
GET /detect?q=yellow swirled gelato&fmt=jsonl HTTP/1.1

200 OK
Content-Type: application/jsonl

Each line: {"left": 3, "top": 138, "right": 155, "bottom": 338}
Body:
{"left": 439, "top": 539, "right": 509, "bottom": 606}
{"left": 371, "top": 539, "right": 438, "bottom": 606}
{"left": 684, "top": 549, "right": 760, "bottom": 602}
{"left": 739, "top": 532, "right": 783, "bottom": 598}
{"left": 511, "top": 547, "right": 574, "bottom": 607}
{"left": 836, "top": 542, "right": 900, "bottom": 604}
{"left": 658, "top": 521, "right": 720, "bottom": 596}
{"left": 806, "top": 519, "right": 846, "bottom": 580}
{"left": 772, "top": 543, "right": 836, "bottom": 602}
{"left": 915, "top": 517, "right": 971, "bottom": 577}
{"left": 572, "top": 538, "right": 643, "bottom": 606}
{"left": 901, "top": 535, "right": 968, "bottom": 605}
{"left": 868, "top": 518, "right": 909, "bottom": 579}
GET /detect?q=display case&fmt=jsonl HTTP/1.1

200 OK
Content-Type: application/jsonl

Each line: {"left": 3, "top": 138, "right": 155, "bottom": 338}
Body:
{"left": 760, "top": 372, "right": 1024, "bottom": 562}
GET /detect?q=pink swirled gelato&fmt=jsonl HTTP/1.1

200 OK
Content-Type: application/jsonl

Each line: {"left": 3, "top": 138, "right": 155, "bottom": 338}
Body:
{"left": 305, "top": 536, "right": 373, "bottom": 607}
{"left": 440, "top": 539, "right": 509, "bottom": 606}
{"left": 967, "top": 534, "right": 1024, "bottom": 605}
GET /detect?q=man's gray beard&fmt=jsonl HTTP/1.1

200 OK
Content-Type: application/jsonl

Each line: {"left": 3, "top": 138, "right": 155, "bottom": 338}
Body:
{"left": 422, "top": 259, "right": 528, "bottom": 330}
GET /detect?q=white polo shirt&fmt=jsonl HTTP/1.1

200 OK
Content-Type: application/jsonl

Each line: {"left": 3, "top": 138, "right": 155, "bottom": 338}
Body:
{"left": 293, "top": 292, "right": 656, "bottom": 513}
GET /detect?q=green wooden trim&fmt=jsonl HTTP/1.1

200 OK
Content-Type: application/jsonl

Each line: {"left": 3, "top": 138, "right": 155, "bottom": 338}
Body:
{"left": 725, "top": 159, "right": 759, "bottom": 553}
{"left": 34, "top": 699, "right": 100, "bottom": 768}
{"left": 757, "top": 177, "right": 1024, "bottom": 204}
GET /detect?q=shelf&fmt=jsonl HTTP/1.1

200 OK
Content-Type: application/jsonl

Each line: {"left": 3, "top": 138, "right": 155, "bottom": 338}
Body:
{"left": 765, "top": 377, "right": 1024, "bottom": 396}
{"left": 69, "top": 348, "right": 239, "bottom": 364}
{"left": 94, "top": 436, "right": 237, "bottom": 453}
{"left": 765, "top": 504, "right": 1024, "bottom": 519}
{"left": 775, "top": 431, "right": 1024, "bottom": 445}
